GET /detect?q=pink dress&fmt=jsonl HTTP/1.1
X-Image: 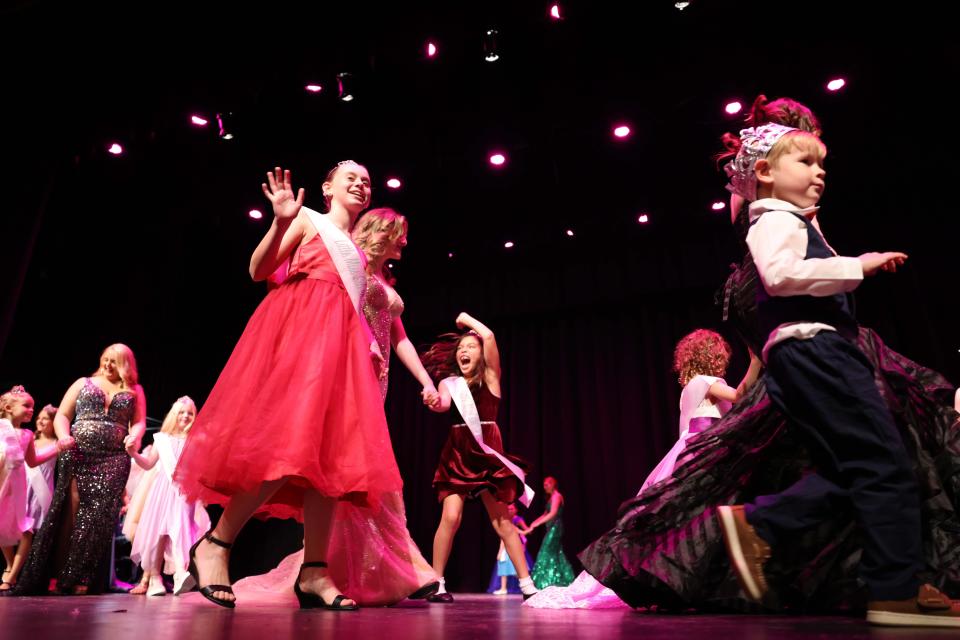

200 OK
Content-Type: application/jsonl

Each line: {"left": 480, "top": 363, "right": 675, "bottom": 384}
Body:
{"left": 174, "top": 232, "right": 403, "bottom": 518}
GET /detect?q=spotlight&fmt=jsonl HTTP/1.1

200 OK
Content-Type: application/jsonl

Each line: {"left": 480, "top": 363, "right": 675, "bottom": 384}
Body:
{"left": 107, "top": 143, "right": 123, "bottom": 155}
{"left": 190, "top": 115, "right": 208, "bottom": 126}
{"left": 483, "top": 29, "right": 500, "bottom": 62}
{"left": 305, "top": 84, "right": 323, "bottom": 93}
{"left": 725, "top": 101, "right": 742, "bottom": 115}
{"left": 489, "top": 152, "right": 507, "bottom": 167}
{"left": 827, "top": 78, "right": 846, "bottom": 91}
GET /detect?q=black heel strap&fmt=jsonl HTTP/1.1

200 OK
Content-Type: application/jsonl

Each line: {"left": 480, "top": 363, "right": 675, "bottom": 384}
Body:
{"left": 301, "top": 561, "right": 329, "bottom": 569}
{"left": 204, "top": 532, "right": 233, "bottom": 550}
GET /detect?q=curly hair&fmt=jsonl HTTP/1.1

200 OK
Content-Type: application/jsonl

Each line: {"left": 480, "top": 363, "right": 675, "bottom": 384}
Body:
{"left": 673, "top": 329, "right": 732, "bottom": 386}
{"left": 0, "top": 385, "right": 32, "bottom": 420}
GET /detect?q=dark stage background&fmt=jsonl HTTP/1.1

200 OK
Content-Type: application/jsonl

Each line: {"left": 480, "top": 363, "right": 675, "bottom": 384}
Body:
{"left": 2, "top": 2, "right": 957, "bottom": 591}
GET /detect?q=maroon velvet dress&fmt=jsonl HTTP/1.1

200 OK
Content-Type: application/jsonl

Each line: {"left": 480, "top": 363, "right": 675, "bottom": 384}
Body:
{"left": 432, "top": 381, "right": 529, "bottom": 503}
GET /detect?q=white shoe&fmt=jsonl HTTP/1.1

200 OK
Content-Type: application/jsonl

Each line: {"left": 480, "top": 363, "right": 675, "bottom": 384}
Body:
{"left": 173, "top": 570, "right": 196, "bottom": 595}
{"left": 492, "top": 589, "right": 508, "bottom": 595}
{"left": 147, "top": 574, "right": 166, "bottom": 597}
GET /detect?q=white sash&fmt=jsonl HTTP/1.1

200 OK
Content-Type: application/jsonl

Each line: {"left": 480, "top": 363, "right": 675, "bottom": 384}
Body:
{"left": 26, "top": 464, "right": 52, "bottom": 516}
{"left": 302, "top": 207, "right": 366, "bottom": 316}
{"left": 447, "top": 377, "right": 535, "bottom": 507}
{"left": 153, "top": 433, "right": 180, "bottom": 482}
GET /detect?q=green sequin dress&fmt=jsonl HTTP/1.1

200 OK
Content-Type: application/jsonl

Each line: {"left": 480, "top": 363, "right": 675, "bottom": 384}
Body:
{"left": 531, "top": 503, "right": 576, "bottom": 588}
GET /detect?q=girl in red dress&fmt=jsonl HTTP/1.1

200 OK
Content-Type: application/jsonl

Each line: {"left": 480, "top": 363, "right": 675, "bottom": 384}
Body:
{"left": 175, "top": 163, "right": 400, "bottom": 610}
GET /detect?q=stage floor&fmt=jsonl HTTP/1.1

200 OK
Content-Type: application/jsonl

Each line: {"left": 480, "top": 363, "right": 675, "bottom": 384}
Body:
{"left": 0, "top": 592, "right": 950, "bottom": 639}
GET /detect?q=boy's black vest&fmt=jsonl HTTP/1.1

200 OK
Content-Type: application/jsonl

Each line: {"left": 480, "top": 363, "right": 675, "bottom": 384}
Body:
{"left": 755, "top": 211, "right": 858, "bottom": 342}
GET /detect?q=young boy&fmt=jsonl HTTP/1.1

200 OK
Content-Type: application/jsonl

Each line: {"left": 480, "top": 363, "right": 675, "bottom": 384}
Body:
{"left": 716, "top": 123, "right": 959, "bottom": 627}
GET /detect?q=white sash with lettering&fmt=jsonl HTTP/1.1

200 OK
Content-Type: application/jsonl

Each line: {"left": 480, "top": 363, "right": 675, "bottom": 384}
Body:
{"left": 26, "top": 464, "right": 52, "bottom": 519}
{"left": 447, "top": 376, "right": 535, "bottom": 507}
{"left": 302, "top": 206, "right": 366, "bottom": 316}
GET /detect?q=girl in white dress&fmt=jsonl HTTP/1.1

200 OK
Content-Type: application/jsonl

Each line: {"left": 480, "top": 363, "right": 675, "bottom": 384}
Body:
{"left": 126, "top": 396, "right": 210, "bottom": 596}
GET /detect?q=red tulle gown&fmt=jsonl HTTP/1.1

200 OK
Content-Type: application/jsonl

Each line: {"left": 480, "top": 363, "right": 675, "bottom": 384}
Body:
{"left": 175, "top": 232, "right": 402, "bottom": 518}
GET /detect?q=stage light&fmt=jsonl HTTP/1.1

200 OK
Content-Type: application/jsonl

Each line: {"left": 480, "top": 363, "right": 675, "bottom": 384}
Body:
{"left": 217, "top": 112, "right": 235, "bottom": 140}
{"left": 337, "top": 72, "right": 355, "bottom": 102}
{"left": 484, "top": 30, "right": 500, "bottom": 62}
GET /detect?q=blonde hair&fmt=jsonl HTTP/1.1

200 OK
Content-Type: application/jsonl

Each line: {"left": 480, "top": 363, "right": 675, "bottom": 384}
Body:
{"left": 160, "top": 396, "right": 197, "bottom": 435}
{"left": 764, "top": 130, "right": 827, "bottom": 168}
{"left": 352, "top": 208, "right": 408, "bottom": 283}
{"left": 673, "top": 330, "right": 732, "bottom": 386}
{"left": 92, "top": 343, "right": 139, "bottom": 388}
{"left": 0, "top": 385, "right": 32, "bottom": 420}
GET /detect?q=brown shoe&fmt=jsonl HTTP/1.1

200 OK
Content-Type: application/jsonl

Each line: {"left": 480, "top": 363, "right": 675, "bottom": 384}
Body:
{"left": 716, "top": 505, "right": 771, "bottom": 602}
{"left": 867, "top": 584, "right": 960, "bottom": 627}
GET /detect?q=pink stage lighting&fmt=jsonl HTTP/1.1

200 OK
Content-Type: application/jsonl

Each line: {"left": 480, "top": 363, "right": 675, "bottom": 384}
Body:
{"left": 249, "top": 209, "right": 264, "bottom": 220}
{"left": 725, "top": 101, "right": 743, "bottom": 115}
{"left": 550, "top": 4, "right": 562, "bottom": 19}
{"left": 711, "top": 201, "right": 726, "bottom": 211}
{"left": 427, "top": 42, "right": 437, "bottom": 57}
{"left": 489, "top": 152, "right": 507, "bottom": 166}
{"left": 504, "top": 241, "right": 514, "bottom": 249}
{"left": 386, "top": 178, "right": 402, "bottom": 189}
{"left": 566, "top": 229, "right": 574, "bottom": 237}
{"left": 305, "top": 84, "right": 323, "bottom": 93}
{"left": 827, "top": 78, "right": 846, "bottom": 91}
{"left": 191, "top": 115, "right": 209, "bottom": 126}
{"left": 637, "top": 214, "right": 650, "bottom": 224}
{"left": 107, "top": 143, "right": 123, "bottom": 155}
{"left": 613, "top": 125, "right": 631, "bottom": 139}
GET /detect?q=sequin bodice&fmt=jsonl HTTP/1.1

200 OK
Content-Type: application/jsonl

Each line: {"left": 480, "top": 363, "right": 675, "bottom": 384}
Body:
{"left": 72, "top": 379, "right": 136, "bottom": 451}
{"left": 364, "top": 273, "right": 405, "bottom": 400}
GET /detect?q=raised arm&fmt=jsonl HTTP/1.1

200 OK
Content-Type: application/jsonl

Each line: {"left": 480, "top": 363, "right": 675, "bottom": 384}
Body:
{"left": 250, "top": 168, "right": 307, "bottom": 281}
{"left": 456, "top": 312, "right": 500, "bottom": 394}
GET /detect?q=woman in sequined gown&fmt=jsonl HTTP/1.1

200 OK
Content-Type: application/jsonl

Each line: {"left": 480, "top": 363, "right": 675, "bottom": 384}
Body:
{"left": 524, "top": 476, "right": 575, "bottom": 589}
{"left": 11, "top": 344, "right": 147, "bottom": 595}
{"left": 230, "top": 207, "right": 440, "bottom": 606}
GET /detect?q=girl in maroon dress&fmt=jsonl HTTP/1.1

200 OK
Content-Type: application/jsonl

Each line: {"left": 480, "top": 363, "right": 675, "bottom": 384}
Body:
{"left": 421, "top": 313, "right": 538, "bottom": 602}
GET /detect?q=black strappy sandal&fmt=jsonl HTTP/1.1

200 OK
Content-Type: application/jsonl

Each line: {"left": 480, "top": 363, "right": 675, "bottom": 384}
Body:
{"left": 188, "top": 531, "right": 236, "bottom": 609}
{"left": 293, "top": 561, "right": 359, "bottom": 611}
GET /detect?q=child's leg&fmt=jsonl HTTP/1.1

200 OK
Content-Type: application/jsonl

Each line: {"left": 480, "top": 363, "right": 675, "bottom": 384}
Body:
{"left": 479, "top": 492, "right": 531, "bottom": 579}
{"left": 750, "top": 334, "right": 921, "bottom": 600}
{"left": 500, "top": 576, "right": 507, "bottom": 591}
{"left": 432, "top": 494, "right": 465, "bottom": 578}
{"left": 5, "top": 532, "right": 33, "bottom": 584}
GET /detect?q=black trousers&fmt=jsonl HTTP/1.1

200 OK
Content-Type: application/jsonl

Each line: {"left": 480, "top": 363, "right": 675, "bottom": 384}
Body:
{"left": 745, "top": 331, "right": 921, "bottom": 600}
